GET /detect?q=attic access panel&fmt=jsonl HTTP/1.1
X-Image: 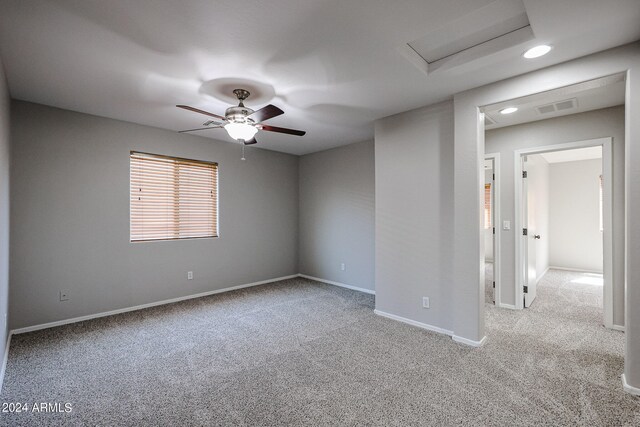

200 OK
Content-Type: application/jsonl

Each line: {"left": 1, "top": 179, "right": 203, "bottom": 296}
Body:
{"left": 404, "top": 0, "right": 533, "bottom": 74}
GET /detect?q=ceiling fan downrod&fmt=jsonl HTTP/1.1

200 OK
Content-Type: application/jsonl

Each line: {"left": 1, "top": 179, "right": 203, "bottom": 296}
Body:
{"left": 233, "top": 88, "right": 251, "bottom": 107}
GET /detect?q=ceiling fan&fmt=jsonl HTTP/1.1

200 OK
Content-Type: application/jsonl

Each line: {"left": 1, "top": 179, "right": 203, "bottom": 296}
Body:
{"left": 176, "top": 89, "right": 306, "bottom": 145}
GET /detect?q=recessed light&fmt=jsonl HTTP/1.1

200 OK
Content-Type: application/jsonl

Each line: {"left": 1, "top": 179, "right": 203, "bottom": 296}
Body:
{"left": 500, "top": 107, "right": 518, "bottom": 115}
{"left": 523, "top": 45, "right": 552, "bottom": 59}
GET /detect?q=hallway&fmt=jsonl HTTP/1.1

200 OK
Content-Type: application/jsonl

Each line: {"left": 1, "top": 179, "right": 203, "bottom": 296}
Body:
{"left": 484, "top": 268, "right": 637, "bottom": 424}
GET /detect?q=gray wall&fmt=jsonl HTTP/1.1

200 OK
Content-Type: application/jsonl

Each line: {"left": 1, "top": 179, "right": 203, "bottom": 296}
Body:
{"left": 298, "top": 140, "right": 375, "bottom": 291}
{"left": 0, "top": 58, "right": 10, "bottom": 371}
{"left": 10, "top": 101, "right": 299, "bottom": 329}
{"left": 549, "top": 159, "right": 603, "bottom": 272}
{"left": 625, "top": 47, "right": 640, "bottom": 389}
{"left": 374, "top": 101, "right": 455, "bottom": 332}
{"left": 485, "top": 106, "right": 625, "bottom": 326}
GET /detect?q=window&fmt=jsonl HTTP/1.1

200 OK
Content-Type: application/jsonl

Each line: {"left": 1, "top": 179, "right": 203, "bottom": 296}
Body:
{"left": 599, "top": 174, "right": 603, "bottom": 232}
{"left": 130, "top": 152, "right": 218, "bottom": 242}
{"left": 484, "top": 183, "right": 492, "bottom": 229}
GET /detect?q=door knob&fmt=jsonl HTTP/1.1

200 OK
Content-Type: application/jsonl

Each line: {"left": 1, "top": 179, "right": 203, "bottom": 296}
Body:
{"left": 534, "top": 234, "right": 541, "bottom": 239}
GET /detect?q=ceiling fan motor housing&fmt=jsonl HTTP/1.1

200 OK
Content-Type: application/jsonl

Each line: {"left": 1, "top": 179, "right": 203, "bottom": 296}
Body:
{"left": 225, "top": 105, "right": 255, "bottom": 124}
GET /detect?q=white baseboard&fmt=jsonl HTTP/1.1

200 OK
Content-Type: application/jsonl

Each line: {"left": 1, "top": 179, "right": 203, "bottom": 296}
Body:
{"left": 548, "top": 266, "right": 603, "bottom": 274}
{"left": 536, "top": 267, "right": 550, "bottom": 285}
{"left": 11, "top": 273, "right": 373, "bottom": 336}
{"left": 497, "top": 303, "right": 518, "bottom": 310}
{"left": 374, "top": 309, "right": 487, "bottom": 348}
{"left": 298, "top": 274, "right": 375, "bottom": 295}
{"left": 0, "top": 333, "right": 11, "bottom": 393}
{"left": 611, "top": 324, "right": 625, "bottom": 332}
{"left": 452, "top": 334, "right": 487, "bottom": 347}
{"left": 622, "top": 374, "right": 640, "bottom": 395}
{"left": 11, "top": 274, "right": 299, "bottom": 335}
{"left": 374, "top": 309, "right": 453, "bottom": 336}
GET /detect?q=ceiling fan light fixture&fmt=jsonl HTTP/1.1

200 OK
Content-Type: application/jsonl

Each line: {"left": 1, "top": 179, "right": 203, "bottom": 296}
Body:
{"left": 523, "top": 45, "right": 552, "bottom": 59}
{"left": 224, "top": 122, "right": 258, "bottom": 141}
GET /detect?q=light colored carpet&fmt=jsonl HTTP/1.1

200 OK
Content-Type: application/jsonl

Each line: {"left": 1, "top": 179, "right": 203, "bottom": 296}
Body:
{"left": 1, "top": 272, "right": 639, "bottom": 426}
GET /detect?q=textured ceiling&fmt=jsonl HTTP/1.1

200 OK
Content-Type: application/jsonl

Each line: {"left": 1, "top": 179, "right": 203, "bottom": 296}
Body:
{"left": 0, "top": 0, "right": 639, "bottom": 155}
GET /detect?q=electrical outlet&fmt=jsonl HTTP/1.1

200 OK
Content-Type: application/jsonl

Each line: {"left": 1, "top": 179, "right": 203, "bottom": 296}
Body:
{"left": 59, "top": 290, "right": 69, "bottom": 301}
{"left": 422, "top": 297, "right": 430, "bottom": 309}
{"left": 340, "top": 263, "right": 346, "bottom": 271}
{"left": 187, "top": 271, "right": 194, "bottom": 280}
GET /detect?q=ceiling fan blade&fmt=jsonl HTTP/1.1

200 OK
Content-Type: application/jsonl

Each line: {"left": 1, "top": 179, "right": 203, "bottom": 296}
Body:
{"left": 243, "top": 137, "right": 258, "bottom": 145}
{"left": 176, "top": 105, "right": 226, "bottom": 121}
{"left": 260, "top": 124, "right": 306, "bottom": 136}
{"left": 178, "top": 126, "right": 223, "bottom": 133}
{"left": 248, "top": 104, "right": 284, "bottom": 123}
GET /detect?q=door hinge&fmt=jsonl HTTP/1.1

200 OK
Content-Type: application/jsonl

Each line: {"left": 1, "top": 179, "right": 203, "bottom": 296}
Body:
{"left": 522, "top": 171, "right": 528, "bottom": 178}
{"left": 523, "top": 228, "right": 528, "bottom": 236}
{"left": 523, "top": 285, "right": 528, "bottom": 293}
{"left": 492, "top": 173, "right": 495, "bottom": 181}
{"left": 493, "top": 227, "right": 495, "bottom": 235}
{"left": 492, "top": 281, "right": 495, "bottom": 288}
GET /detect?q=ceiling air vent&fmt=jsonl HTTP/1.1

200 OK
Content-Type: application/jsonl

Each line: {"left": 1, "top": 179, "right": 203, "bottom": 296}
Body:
{"left": 555, "top": 99, "right": 576, "bottom": 111}
{"left": 536, "top": 98, "right": 578, "bottom": 115}
{"left": 537, "top": 104, "right": 556, "bottom": 114}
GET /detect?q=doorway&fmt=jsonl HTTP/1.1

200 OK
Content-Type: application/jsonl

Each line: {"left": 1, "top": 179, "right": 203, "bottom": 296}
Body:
{"left": 516, "top": 139, "right": 613, "bottom": 327}
{"left": 462, "top": 62, "right": 634, "bottom": 392}
{"left": 480, "top": 73, "right": 625, "bottom": 330}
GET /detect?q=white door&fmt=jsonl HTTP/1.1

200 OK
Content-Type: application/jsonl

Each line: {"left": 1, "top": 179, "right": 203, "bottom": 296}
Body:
{"left": 491, "top": 172, "right": 495, "bottom": 304}
{"left": 522, "top": 156, "right": 538, "bottom": 307}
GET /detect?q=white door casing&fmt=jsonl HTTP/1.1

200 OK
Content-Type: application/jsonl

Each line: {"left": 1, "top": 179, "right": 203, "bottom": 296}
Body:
{"left": 522, "top": 155, "right": 538, "bottom": 308}
{"left": 513, "top": 137, "right": 614, "bottom": 329}
{"left": 485, "top": 153, "right": 501, "bottom": 307}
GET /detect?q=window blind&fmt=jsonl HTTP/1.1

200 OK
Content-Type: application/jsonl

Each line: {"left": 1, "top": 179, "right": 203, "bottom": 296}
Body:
{"left": 484, "top": 183, "right": 492, "bottom": 229}
{"left": 130, "top": 152, "right": 218, "bottom": 242}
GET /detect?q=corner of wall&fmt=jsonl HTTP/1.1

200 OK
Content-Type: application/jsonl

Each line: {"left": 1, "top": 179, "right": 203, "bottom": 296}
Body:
{"left": 0, "top": 53, "right": 11, "bottom": 392}
{"left": 297, "top": 140, "right": 375, "bottom": 290}
{"left": 295, "top": 153, "right": 301, "bottom": 275}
